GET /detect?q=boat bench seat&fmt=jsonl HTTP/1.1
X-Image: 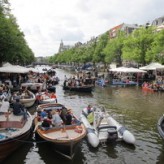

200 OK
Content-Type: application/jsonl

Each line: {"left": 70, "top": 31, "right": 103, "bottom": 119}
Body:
{"left": 0, "top": 113, "right": 25, "bottom": 128}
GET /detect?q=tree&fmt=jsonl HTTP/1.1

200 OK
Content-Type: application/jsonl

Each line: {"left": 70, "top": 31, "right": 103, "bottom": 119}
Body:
{"left": 0, "top": 1, "right": 35, "bottom": 66}
{"left": 146, "top": 29, "right": 164, "bottom": 64}
{"left": 122, "top": 27, "right": 155, "bottom": 65}
{"left": 104, "top": 31, "right": 126, "bottom": 66}
{"left": 93, "top": 32, "right": 108, "bottom": 63}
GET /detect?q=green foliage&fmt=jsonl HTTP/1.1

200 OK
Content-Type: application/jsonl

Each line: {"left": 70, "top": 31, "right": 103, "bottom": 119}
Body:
{"left": 122, "top": 27, "right": 155, "bottom": 65}
{"left": 93, "top": 32, "right": 108, "bottom": 62}
{"left": 50, "top": 25, "right": 163, "bottom": 66}
{"left": 146, "top": 29, "right": 164, "bottom": 64}
{"left": 104, "top": 31, "right": 126, "bottom": 66}
{"left": 0, "top": 1, "right": 35, "bottom": 65}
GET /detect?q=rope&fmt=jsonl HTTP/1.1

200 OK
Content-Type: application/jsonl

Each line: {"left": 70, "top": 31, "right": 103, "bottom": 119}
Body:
{"left": 0, "top": 130, "right": 50, "bottom": 144}
{"left": 0, "top": 136, "right": 49, "bottom": 144}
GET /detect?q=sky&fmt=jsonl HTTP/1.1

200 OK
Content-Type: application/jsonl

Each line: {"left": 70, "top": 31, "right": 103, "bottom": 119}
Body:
{"left": 10, "top": 0, "right": 164, "bottom": 57}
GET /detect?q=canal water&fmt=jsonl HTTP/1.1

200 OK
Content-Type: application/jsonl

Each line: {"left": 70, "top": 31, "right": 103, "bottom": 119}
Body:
{"left": 3, "top": 68, "right": 164, "bottom": 164}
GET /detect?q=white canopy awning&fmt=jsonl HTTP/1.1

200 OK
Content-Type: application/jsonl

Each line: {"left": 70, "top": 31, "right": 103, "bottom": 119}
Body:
{"left": 139, "top": 62, "right": 164, "bottom": 70}
{"left": 0, "top": 63, "right": 30, "bottom": 73}
{"left": 110, "top": 67, "right": 147, "bottom": 73}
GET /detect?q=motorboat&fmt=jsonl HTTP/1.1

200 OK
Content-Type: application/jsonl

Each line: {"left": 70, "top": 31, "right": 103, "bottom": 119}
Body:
{"left": 21, "top": 82, "right": 46, "bottom": 93}
{"left": 157, "top": 114, "right": 164, "bottom": 139}
{"left": 81, "top": 107, "right": 135, "bottom": 148}
{"left": 35, "top": 91, "right": 57, "bottom": 104}
{"left": 0, "top": 111, "right": 33, "bottom": 162}
{"left": 63, "top": 84, "right": 94, "bottom": 93}
{"left": 11, "top": 90, "right": 36, "bottom": 108}
{"left": 34, "top": 103, "right": 86, "bottom": 159}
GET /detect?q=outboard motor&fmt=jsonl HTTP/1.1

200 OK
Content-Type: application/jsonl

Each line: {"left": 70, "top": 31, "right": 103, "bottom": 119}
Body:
{"left": 107, "top": 126, "right": 118, "bottom": 140}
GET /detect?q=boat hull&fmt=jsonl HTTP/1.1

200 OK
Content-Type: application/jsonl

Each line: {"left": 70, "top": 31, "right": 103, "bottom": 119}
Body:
{"left": 107, "top": 116, "right": 135, "bottom": 144}
{"left": 157, "top": 115, "right": 164, "bottom": 139}
{"left": 63, "top": 85, "right": 93, "bottom": 93}
{"left": 80, "top": 114, "right": 99, "bottom": 147}
{"left": 0, "top": 126, "right": 32, "bottom": 162}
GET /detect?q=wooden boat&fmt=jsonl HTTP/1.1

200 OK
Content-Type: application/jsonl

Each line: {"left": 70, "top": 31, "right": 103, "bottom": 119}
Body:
{"left": 0, "top": 111, "right": 33, "bottom": 162}
{"left": 157, "top": 114, "right": 164, "bottom": 139}
{"left": 63, "top": 85, "right": 94, "bottom": 93}
{"left": 34, "top": 103, "right": 86, "bottom": 159}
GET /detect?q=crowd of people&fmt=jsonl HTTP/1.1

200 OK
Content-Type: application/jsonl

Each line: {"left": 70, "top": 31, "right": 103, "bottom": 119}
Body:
{"left": 63, "top": 72, "right": 95, "bottom": 88}
{"left": 37, "top": 107, "right": 75, "bottom": 130}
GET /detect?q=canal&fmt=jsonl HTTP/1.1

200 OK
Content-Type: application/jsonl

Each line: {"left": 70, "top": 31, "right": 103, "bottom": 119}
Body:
{"left": 3, "top": 68, "right": 164, "bottom": 164}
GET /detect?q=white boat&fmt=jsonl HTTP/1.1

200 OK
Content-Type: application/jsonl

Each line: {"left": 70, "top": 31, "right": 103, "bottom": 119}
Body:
{"left": 19, "top": 90, "right": 36, "bottom": 108}
{"left": 36, "top": 91, "right": 57, "bottom": 104}
{"left": 21, "top": 82, "right": 46, "bottom": 93}
{"left": 11, "top": 90, "right": 36, "bottom": 108}
{"left": 81, "top": 107, "right": 135, "bottom": 147}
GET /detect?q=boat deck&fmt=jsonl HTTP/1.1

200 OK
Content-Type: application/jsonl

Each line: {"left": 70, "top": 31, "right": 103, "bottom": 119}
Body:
{"left": 43, "top": 128, "right": 82, "bottom": 140}
{"left": 0, "top": 112, "right": 33, "bottom": 140}
{"left": 37, "top": 124, "right": 86, "bottom": 141}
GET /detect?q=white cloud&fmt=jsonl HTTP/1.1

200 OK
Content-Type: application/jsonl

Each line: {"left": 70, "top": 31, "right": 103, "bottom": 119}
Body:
{"left": 10, "top": 0, "right": 164, "bottom": 57}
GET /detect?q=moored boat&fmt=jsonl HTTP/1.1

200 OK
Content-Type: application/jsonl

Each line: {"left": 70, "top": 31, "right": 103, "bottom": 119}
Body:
{"left": 0, "top": 111, "right": 33, "bottom": 162}
{"left": 35, "top": 91, "right": 57, "bottom": 104}
{"left": 81, "top": 107, "right": 135, "bottom": 148}
{"left": 157, "top": 114, "right": 164, "bottom": 139}
{"left": 11, "top": 90, "right": 36, "bottom": 108}
{"left": 21, "top": 82, "right": 46, "bottom": 93}
{"left": 34, "top": 103, "right": 86, "bottom": 159}
{"left": 63, "top": 85, "right": 94, "bottom": 93}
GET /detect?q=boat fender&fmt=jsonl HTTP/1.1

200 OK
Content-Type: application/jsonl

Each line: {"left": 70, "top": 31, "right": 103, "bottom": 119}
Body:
{"left": 118, "top": 126, "right": 126, "bottom": 135}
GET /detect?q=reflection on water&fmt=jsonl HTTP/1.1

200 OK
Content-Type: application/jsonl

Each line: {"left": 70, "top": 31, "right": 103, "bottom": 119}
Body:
{"left": 2, "top": 68, "right": 164, "bottom": 164}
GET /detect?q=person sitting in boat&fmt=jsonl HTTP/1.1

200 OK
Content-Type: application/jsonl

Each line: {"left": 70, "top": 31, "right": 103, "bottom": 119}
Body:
{"left": 50, "top": 92, "right": 57, "bottom": 103}
{"left": 40, "top": 109, "right": 47, "bottom": 119}
{"left": 60, "top": 107, "right": 67, "bottom": 124}
{"left": 65, "top": 109, "right": 73, "bottom": 125}
{"left": 41, "top": 117, "right": 52, "bottom": 129}
{"left": 87, "top": 111, "right": 94, "bottom": 124}
{"left": 12, "top": 98, "right": 27, "bottom": 120}
{"left": 82, "top": 104, "right": 93, "bottom": 117}
{"left": 51, "top": 110, "right": 63, "bottom": 127}
{"left": 35, "top": 90, "right": 42, "bottom": 104}
{"left": 21, "top": 88, "right": 31, "bottom": 99}
{"left": 87, "top": 105, "right": 93, "bottom": 114}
